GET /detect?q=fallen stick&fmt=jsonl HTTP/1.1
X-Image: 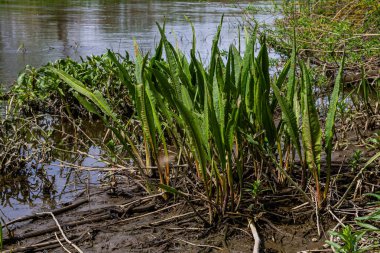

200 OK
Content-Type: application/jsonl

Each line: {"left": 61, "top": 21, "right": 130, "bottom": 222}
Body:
{"left": 334, "top": 152, "right": 380, "bottom": 209}
{"left": 37, "top": 212, "right": 83, "bottom": 253}
{"left": 2, "top": 232, "right": 87, "bottom": 253}
{"left": 118, "top": 203, "right": 182, "bottom": 224}
{"left": 3, "top": 214, "right": 109, "bottom": 245}
{"left": 4, "top": 201, "right": 164, "bottom": 245}
{"left": 55, "top": 232, "right": 72, "bottom": 253}
{"left": 176, "top": 238, "right": 223, "bottom": 251}
{"left": 6, "top": 199, "right": 89, "bottom": 226}
{"left": 248, "top": 219, "right": 260, "bottom": 253}
{"left": 150, "top": 211, "right": 196, "bottom": 226}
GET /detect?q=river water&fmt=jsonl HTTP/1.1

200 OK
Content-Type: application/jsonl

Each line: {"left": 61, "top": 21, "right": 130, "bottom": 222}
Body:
{"left": 0, "top": 0, "right": 279, "bottom": 220}
{"left": 0, "top": 0, "right": 279, "bottom": 88}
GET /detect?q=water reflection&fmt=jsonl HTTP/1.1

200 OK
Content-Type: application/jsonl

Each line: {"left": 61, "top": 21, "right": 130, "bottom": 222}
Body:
{"left": 0, "top": 116, "right": 107, "bottom": 220}
{"left": 0, "top": 0, "right": 279, "bottom": 87}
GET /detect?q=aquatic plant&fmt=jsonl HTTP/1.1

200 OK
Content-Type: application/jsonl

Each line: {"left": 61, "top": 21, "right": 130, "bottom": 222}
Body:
{"left": 10, "top": 53, "right": 135, "bottom": 117}
{"left": 47, "top": 19, "right": 353, "bottom": 220}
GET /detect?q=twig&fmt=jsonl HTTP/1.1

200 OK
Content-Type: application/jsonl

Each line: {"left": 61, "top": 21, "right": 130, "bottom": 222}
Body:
{"left": 328, "top": 208, "right": 346, "bottom": 227}
{"left": 36, "top": 212, "right": 83, "bottom": 253}
{"left": 164, "top": 227, "right": 205, "bottom": 231}
{"left": 3, "top": 215, "right": 109, "bottom": 244}
{"left": 119, "top": 203, "right": 182, "bottom": 223}
{"left": 6, "top": 199, "right": 89, "bottom": 226}
{"left": 150, "top": 211, "right": 197, "bottom": 226}
{"left": 248, "top": 218, "right": 260, "bottom": 253}
{"left": 292, "top": 202, "right": 310, "bottom": 210}
{"left": 315, "top": 199, "right": 321, "bottom": 237}
{"left": 176, "top": 238, "right": 223, "bottom": 251}
{"left": 2, "top": 237, "right": 72, "bottom": 253}
{"left": 259, "top": 217, "right": 294, "bottom": 237}
{"left": 54, "top": 232, "right": 72, "bottom": 253}
{"left": 119, "top": 192, "right": 164, "bottom": 208}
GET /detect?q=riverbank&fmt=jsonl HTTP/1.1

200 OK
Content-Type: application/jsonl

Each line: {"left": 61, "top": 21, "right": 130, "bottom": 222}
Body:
{"left": 0, "top": 180, "right": 334, "bottom": 252}
{"left": 1, "top": 2, "right": 380, "bottom": 252}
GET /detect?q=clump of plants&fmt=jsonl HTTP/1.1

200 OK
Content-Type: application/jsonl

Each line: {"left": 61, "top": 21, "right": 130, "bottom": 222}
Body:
{"left": 327, "top": 192, "right": 380, "bottom": 252}
{"left": 49, "top": 19, "right": 353, "bottom": 217}
{"left": 8, "top": 52, "right": 136, "bottom": 117}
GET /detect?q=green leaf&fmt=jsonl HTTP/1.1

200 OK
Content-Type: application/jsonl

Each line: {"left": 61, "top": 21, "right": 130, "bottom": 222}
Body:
{"left": 107, "top": 50, "right": 134, "bottom": 97}
{"left": 324, "top": 52, "right": 345, "bottom": 197}
{"left": 270, "top": 78, "right": 302, "bottom": 161}
{"left": 356, "top": 222, "right": 379, "bottom": 231}
{"left": 270, "top": 59, "right": 291, "bottom": 112}
{"left": 158, "top": 183, "right": 180, "bottom": 195}
{"left": 286, "top": 27, "right": 297, "bottom": 105}
{"left": 364, "top": 192, "right": 380, "bottom": 201}
{"left": 50, "top": 67, "right": 117, "bottom": 121}
{"left": 300, "top": 62, "right": 322, "bottom": 174}
{"left": 73, "top": 92, "right": 99, "bottom": 116}
{"left": 208, "top": 15, "right": 224, "bottom": 84}
{"left": 325, "top": 240, "right": 342, "bottom": 251}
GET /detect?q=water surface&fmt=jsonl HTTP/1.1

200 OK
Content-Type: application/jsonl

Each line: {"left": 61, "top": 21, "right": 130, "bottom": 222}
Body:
{"left": 0, "top": 0, "right": 279, "bottom": 87}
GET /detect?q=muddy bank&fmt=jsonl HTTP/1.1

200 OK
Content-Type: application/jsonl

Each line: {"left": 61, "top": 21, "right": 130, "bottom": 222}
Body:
{"left": 1, "top": 178, "right": 336, "bottom": 253}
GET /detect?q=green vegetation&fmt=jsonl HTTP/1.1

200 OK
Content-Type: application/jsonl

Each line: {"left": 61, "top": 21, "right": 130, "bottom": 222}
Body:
{"left": 327, "top": 192, "right": 380, "bottom": 252}
{"left": 1, "top": 13, "right": 380, "bottom": 251}
{"left": 248, "top": 0, "right": 380, "bottom": 86}
{"left": 11, "top": 53, "right": 135, "bottom": 117}
{"left": 38, "top": 20, "right": 371, "bottom": 216}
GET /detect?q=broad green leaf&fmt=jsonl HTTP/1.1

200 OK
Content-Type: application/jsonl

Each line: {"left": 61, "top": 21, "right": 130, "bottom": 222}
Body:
{"left": 208, "top": 15, "right": 224, "bottom": 84}
{"left": 50, "top": 67, "right": 117, "bottom": 121}
{"left": 356, "top": 222, "right": 379, "bottom": 231}
{"left": 270, "top": 79, "right": 302, "bottom": 161}
{"left": 270, "top": 59, "right": 291, "bottom": 112}
{"left": 286, "top": 27, "right": 297, "bottom": 105}
{"left": 324, "top": 53, "right": 345, "bottom": 197}
{"left": 300, "top": 62, "right": 322, "bottom": 174}
{"left": 107, "top": 50, "right": 134, "bottom": 97}
{"left": 73, "top": 92, "right": 99, "bottom": 116}
{"left": 158, "top": 183, "right": 180, "bottom": 196}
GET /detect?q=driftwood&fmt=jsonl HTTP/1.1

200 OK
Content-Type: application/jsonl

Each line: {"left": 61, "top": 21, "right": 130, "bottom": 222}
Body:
{"left": 2, "top": 232, "right": 88, "bottom": 253}
{"left": 3, "top": 202, "right": 157, "bottom": 245}
{"left": 6, "top": 199, "right": 89, "bottom": 226}
{"left": 37, "top": 211, "right": 84, "bottom": 253}
{"left": 3, "top": 214, "right": 109, "bottom": 245}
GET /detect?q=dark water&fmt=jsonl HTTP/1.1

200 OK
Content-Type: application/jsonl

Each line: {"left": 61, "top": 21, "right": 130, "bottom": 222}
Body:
{"left": 0, "top": 0, "right": 279, "bottom": 220}
{"left": 0, "top": 0, "right": 279, "bottom": 87}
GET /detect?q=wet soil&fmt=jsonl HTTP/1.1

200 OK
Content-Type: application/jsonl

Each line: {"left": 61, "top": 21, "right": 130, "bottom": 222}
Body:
{"left": 2, "top": 178, "right": 336, "bottom": 253}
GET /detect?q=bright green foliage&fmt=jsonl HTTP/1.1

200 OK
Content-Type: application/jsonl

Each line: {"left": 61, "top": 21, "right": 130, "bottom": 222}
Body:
{"left": 267, "top": 0, "right": 379, "bottom": 77}
{"left": 324, "top": 53, "right": 345, "bottom": 199}
{"left": 49, "top": 21, "right": 352, "bottom": 216}
{"left": 327, "top": 191, "right": 380, "bottom": 252}
{"left": 10, "top": 53, "right": 135, "bottom": 117}
{"left": 300, "top": 62, "right": 322, "bottom": 176}
{"left": 327, "top": 225, "right": 366, "bottom": 253}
